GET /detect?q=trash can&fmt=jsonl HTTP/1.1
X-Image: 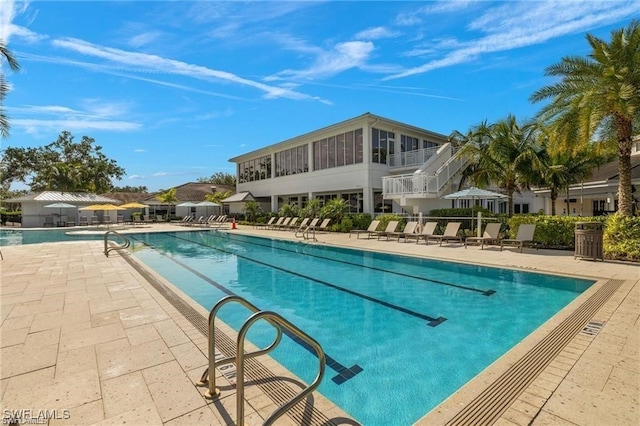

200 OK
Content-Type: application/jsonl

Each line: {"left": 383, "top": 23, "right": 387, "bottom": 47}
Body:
{"left": 574, "top": 222, "right": 604, "bottom": 261}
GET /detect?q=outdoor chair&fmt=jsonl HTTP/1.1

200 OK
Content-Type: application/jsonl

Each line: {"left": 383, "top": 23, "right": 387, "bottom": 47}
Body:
{"left": 465, "top": 222, "right": 502, "bottom": 249}
{"left": 270, "top": 217, "right": 285, "bottom": 230}
{"left": 257, "top": 217, "right": 276, "bottom": 229}
{"left": 500, "top": 224, "right": 537, "bottom": 253}
{"left": 315, "top": 218, "right": 331, "bottom": 232}
{"left": 43, "top": 216, "right": 54, "bottom": 227}
{"left": 90, "top": 215, "right": 99, "bottom": 226}
{"left": 413, "top": 222, "right": 438, "bottom": 244}
{"left": 371, "top": 220, "right": 399, "bottom": 240}
{"left": 349, "top": 220, "right": 380, "bottom": 239}
{"left": 293, "top": 217, "right": 309, "bottom": 232}
{"left": 388, "top": 221, "right": 419, "bottom": 242}
{"left": 285, "top": 217, "right": 300, "bottom": 230}
{"left": 428, "top": 222, "right": 463, "bottom": 246}
{"left": 79, "top": 216, "right": 89, "bottom": 226}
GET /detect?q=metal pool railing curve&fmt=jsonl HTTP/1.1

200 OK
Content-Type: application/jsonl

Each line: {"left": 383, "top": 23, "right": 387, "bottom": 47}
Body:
{"left": 197, "top": 295, "right": 326, "bottom": 426}
{"left": 103, "top": 230, "right": 131, "bottom": 256}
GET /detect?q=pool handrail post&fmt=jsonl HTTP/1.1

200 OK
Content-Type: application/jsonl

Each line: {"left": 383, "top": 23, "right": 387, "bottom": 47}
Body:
{"left": 198, "top": 295, "right": 283, "bottom": 399}
{"left": 103, "top": 230, "right": 131, "bottom": 256}
{"left": 236, "top": 310, "right": 326, "bottom": 426}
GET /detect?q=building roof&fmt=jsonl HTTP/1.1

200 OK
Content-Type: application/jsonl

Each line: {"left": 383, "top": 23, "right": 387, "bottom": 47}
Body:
{"left": 221, "top": 191, "right": 255, "bottom": 203}
{"left": 585, "top": 153, "right": 640, "bottom": 183}
{"left": 100, "top": 192, "right": 155, "bottom": 204}
{"left": 142, "top": 182, "right": 235, "bottom": 204}
{"left": 228, "top": 112, "right": 450, "bottom": 162}
{"left": 3, "top": 191, "right": 119, "bottom": 204}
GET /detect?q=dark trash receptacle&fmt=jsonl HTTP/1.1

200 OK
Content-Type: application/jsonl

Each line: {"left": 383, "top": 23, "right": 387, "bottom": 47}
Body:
{"left": 574, "top": 222, "right": 604, "bottom": 261}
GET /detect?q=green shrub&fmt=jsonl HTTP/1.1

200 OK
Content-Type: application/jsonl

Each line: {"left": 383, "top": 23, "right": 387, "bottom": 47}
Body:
{"left": 603, "top": 214, "right": 640, "bottom": 261}
{"left": 350, "top": 213, "right": 372, "bottom": 230}
{"left": 376, "top": 214, "right": 404, "bottom": 231}
{"left": 506, "top": 215, "right": 586, "bottom": 248}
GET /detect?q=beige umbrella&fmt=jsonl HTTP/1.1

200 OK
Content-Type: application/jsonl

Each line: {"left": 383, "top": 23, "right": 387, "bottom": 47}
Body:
{"left": 80, "top": 204, "right": 125, "bottom": 227}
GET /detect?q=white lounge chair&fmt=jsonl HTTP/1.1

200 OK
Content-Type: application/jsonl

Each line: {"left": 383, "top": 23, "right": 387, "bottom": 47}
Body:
{"left": 388, "top": 221, "right": 419, "bottom": 242}
{"left": 414, "top": 222, "right": 438, "bottom": 244}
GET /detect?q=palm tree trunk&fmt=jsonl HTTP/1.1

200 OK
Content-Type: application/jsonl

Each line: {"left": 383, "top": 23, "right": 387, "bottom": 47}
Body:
{"left": 550, "top": 187, "right": 558, "bottom": 216}
{"left": 616, "top": 115, "right": 634, "bottom": 216}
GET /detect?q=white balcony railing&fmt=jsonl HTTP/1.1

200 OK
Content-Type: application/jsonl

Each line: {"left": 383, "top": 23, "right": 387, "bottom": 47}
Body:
{"left": 387, "top": 147, "right": 440, "bottom": 169}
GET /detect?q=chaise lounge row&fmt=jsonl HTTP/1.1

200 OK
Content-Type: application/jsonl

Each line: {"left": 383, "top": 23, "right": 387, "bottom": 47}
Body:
{"left": 350, "top": 220, "right": 537, "bottom": 252}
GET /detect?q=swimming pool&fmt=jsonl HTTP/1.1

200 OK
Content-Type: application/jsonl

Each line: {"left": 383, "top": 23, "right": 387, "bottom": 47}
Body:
{"left": 0, "top": 228, "right": 104, "bottom": 245}
{"left": 125, "top": 230, "right": 593, "bottom": 425}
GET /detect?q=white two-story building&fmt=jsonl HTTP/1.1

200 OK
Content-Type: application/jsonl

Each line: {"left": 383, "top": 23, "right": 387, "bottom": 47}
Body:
{"left": 229, "top": 112, "right": 539, "bottom": 216}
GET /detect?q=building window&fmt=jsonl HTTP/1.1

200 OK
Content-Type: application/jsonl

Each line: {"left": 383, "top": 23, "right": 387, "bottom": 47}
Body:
{"left": 238, "top": 155, "right": 271, "bottom": 183}
{"left": 372, "top": 128, "right": 395, "bottom": 164}
{"left": 313, "top": 128, "right": 363, "bottom": 171}
{"left": 514, "top": 203, "right": 530, "bottom": 214}
{"left": 400, "top": 135, "right": 419, "bottom": 152}
{"left": 275, "top": 145, "right": 308, "bottom": 177}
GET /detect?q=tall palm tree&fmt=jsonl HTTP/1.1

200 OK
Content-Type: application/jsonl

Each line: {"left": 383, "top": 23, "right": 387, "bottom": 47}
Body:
{"left": 1, "top": 39, "right": 21, "bottom": 139}
{"left": 458, "top": 115, "right": 543, "bottom": 216}
{"left": 531, "top": 20, "right": 640, "bottom": 217}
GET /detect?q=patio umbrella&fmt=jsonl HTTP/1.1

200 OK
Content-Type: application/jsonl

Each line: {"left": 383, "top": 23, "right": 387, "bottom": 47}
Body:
{"left": 176, "top": 202, "right": 197, "bottom": 207}
{"left": 119, "top": 202, "right": 147, "bottom": 226}
{"left": 196, "top": 200, "right": 221, "bottom": 217}
{"left": 44, "top": 202, "right": 77, "bottom": 226}
{"left": 443, "top": 187, "right": 508, "bottom": 236}
{"left": 80, "top": 204, "right": 125, "bottom": 227}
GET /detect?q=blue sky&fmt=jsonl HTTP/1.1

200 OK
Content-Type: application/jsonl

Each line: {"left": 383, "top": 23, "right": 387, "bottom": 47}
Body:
{"left": 2, "top": 0, "right": 639, "bottom": 192}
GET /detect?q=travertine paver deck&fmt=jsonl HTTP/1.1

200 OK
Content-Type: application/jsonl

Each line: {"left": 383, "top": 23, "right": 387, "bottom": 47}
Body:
{"left": 1, "top": 223, "right": 638, "bottom": 425}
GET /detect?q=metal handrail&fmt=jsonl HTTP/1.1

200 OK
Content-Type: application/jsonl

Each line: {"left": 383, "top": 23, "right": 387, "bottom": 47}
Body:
{"left": 103, "top": 230, "right": 131, "bottom": 256}
{"left": 197, "top": 295, "right": 283, "bottom": 399}
{"left": 236, "top": 310, "right": 326, "bottom": 426}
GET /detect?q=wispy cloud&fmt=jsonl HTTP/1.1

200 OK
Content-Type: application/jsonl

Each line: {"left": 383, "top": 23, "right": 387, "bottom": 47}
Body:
{"left": 51, "top": 37, "right": 327, "bottom": 102}
{"left": 266, "top": 41, "right": 375, "bottom": 81}
{"left": 134, "top": 149, "right": 146, "bottom": 153}
{"left": 127, "top": 31, "right": 162, "bottom": 48}
{"left": 194, "top": 109, "right": 233, "bottom": 121}
{"left": 128, "top": 175, "right": 145, "bottom": 180}
{"left": 8, "top": 102, "right": 141, "bottom": 135}
{"left": 355, "top": 26, "right": 399, "bottom": 41}
{"left": 387, "top": 0, "right": 640, "bottom": 80}
{"left": 0, "top": 0, "right": 44, "bottom": 43}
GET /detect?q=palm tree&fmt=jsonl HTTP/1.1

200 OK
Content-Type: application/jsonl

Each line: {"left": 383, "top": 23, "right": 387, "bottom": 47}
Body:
{"left": 1, "top": 39, "right": 21, "bottom": 139}
{"left": 242, "top": 200, "right": 262, "bottom": 222}
{"left": 531, "top": 21, "right": 640, "bottom": 217}
{"left": 458, "top": 115, "right": 543, "bottom": 216}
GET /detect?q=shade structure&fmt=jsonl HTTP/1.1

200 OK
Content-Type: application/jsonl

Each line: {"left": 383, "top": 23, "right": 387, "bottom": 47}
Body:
{"left": 442, "top": 187, "right": 508, "bottom": 201}
{"left": 196, "top": 200, "right": 221, "bottom": 217}
{"left": 119, "top": 202, "right": 147, "bottom": 209}
{"left": 44, "top": 202, "right": 77, "bottom": 225}
{"left": 176, "top": 202, "right": 198, "bottom": 207}
{"left": 442, "top": 187, "right": 508, "bottom": 237}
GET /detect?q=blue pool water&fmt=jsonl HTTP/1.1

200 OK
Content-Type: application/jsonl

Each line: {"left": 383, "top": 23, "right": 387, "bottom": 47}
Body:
{"left": 124, "top": 231, "right": 593, "bottom": 425}
{"left": 0, "top": 228, "right": 104, "bottom": 245}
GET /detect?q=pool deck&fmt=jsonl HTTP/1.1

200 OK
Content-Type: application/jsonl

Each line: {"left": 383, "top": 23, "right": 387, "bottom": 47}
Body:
{"left": 1, "top": 223, "right": 638, "bottom": 425}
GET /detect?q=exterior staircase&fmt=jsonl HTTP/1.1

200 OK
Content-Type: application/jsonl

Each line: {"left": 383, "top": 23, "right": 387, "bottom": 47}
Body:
{"left": 382, "top": 143, "right": 470, "bottom": 209}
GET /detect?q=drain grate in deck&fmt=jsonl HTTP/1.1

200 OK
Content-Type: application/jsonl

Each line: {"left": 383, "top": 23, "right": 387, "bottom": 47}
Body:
{"left": 120, "top": 252, "right": 336, "bottom": 426}
{"left": 445, "top": 279, "right": 623, "bottom": 426}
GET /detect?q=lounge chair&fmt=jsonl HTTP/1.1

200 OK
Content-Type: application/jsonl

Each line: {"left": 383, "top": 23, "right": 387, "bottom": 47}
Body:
{"left": 293, "top": 217, "right": 309, "bottom": 232}
{"left": 500, "top": 224, "right": 537, "bottom": 253}
{"left": 79, "top": 216, "right": 89, "bottom": 226}
{"left": 413, "top": 222, "right": 438, "bottom": 244}
{"left": 371, "top": 220, "right": 399, "bottom": 240}
{"left": 388, "top": 221, "right": 419, "bottom": 242}
{"left": 270, "top": 217, "right": 285, "bottom": 230}
{"left": 465, "top": 222, "right": 502, "bottom": 249}
{"left": 349, "top": 220, "right": 380, "bottom": 239}
{"left": 90, "top": 215, "right": 99, "bottom": 226}
{"left": 258, "top": 217, "right": 276, "bottom": 229}
{"left": 315, "top": 218, "right": 331, "bottom": 232}
{"left": 274, "top": 217, "right": 292, "bottom": 230}
{"left": 428, "top": 222, "right": 463, "bottom": 246}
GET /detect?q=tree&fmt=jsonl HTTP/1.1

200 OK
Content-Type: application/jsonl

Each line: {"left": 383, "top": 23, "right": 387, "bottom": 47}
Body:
{"left": 533, "top": 124, "right": 608, "bottom": 216}
{"left": 156, "top": 188, "right": 178, "bottom": 204}
{"left": 242, "top": 200, "right": 262, "bottom": 222}
{"left": 197, "top": 172, "right": 236, "bottom": 186}
{"left": 1, "top": 131, "right": 125, "bottom": 192}
{"left": 457, "top": 115, "right": 543, "bottom": 216}
{"left": 1, "top": 39, "right": 20, "bottom": 139}
{"left": 321, "top": 198, "right": 349, "bottom": 223}
{"left": 111, "top": 185, "right": 149, "bottom": 193}
{"left": 531, "top": 20, "right": 640, "bottom": 217}
{"left": 205, "top": 190, "right": 232, "bottom": 204}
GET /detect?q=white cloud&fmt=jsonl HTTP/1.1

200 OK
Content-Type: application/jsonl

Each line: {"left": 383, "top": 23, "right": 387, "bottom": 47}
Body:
{"left": 128, "top": 31, "right": 162, "bottom": 48}
{"left": 134, "top": 149, "right": 146, "bottom": 153}
{"left": 128, "top": 175, "right": 146, "bottom": 180}
{"left": 267, "top": 41, "right": 375, "bottom": 81}
{"left": 13, "top": 118, "right": 140, "bottom": 134}
{"left": 388, "top": 0, "right": 640, "bottom": 79}
{"left": 51, "top": 37, "right": 326, "bottom": 102}
{"left": 354, "top": 26, "right": 399, "bottom": 41}
{"left": 0, "top": 0, "right": 45, "bottom": 43}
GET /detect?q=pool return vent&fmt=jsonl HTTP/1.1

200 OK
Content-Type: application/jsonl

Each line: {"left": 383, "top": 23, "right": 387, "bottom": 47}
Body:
{"left": 197, "top": 295, "right": 326, "bottom": 426}
{"left": 103, "top": 230, "right": 130, "bottom": 256}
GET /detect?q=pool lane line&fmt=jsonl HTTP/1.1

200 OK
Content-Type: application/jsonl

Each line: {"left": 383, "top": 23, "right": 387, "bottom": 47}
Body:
{"left": 168, "top": 233, "right": 447, "bottom": 327}
{"left": 206, "top": 231, "right": 495, "bottom": 297}
{"left": 129, "top": 237, "right": 364, "bottom": 385}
